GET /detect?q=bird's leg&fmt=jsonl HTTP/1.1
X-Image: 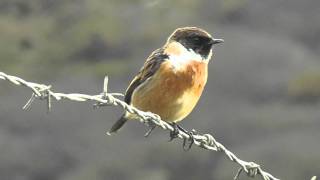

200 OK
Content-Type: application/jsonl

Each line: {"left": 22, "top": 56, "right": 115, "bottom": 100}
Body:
{"left": 168, "top": 123, "right": 195, "bottom": 151}
{"left": 169, "top": 122, "right": 180, "bottom": 141}
{"left": 176, "top": 124, "right": 195, "bottom": 151}
{"left": 176, "top": 124, "right": 188, "bottom": 134}
{"left": 182, "top": 130, "right": 195, "bottom": 151}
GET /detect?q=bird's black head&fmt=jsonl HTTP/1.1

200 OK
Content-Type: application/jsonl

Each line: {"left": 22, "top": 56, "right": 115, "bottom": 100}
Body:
{"left": 168, "top": 27, "right": 223, "bottom": 59}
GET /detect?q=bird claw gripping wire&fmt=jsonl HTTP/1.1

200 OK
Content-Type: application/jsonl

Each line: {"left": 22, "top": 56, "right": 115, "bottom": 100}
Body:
{"left": 182, "top": 129, "right": 197, "bottom": 151}
{"left": 167, "top": 123, "right": 195, "bottom": 151}
{"left": 168, "top": 123, "right": 180, "bottom": 141}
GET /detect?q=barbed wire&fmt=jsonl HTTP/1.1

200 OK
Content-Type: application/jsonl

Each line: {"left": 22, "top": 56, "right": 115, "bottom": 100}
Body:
{"left": 0, "top": 71, "right": 313, "bottom": 180}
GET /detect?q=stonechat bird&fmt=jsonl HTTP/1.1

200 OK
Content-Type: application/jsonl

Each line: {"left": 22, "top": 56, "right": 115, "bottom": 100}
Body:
{"left": 108, "top": 27, "right": 223, "bottom": 137}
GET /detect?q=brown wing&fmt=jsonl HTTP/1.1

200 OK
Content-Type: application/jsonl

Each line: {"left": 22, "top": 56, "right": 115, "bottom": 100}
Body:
{"left": 124, "top": 48, "right": 169, "bottom": 104}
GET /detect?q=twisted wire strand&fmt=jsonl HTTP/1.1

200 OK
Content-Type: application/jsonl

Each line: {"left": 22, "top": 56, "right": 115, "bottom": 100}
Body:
{"left": 0, "top": 71, "right": 280, "bottom": 180}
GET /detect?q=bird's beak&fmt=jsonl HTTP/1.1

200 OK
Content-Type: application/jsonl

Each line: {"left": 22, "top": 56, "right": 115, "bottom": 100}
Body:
{"left": 211, "top": 38, "right": 224, "bottom": 45}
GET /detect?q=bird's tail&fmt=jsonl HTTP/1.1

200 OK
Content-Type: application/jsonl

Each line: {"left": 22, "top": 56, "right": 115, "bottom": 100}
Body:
{"left": 107, "top": 114, "right": 128, "bottom": 135}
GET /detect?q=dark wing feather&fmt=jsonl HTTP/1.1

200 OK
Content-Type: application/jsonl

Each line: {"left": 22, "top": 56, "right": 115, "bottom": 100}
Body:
{"left": 108, "top": 48, "right": 168, "bottom": 134}
{"left": 124, "top": 48, "right": 169, "bottom": 104}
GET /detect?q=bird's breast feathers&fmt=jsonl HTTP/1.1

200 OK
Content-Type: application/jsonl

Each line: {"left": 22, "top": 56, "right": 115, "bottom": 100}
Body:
{"left": 131, "top": 46, "right": 208, "bottom": 122}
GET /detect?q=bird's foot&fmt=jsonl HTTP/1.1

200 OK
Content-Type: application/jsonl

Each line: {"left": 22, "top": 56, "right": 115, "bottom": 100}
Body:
{"left": 175, "top": 124, "right": 195, "bottom": 151}
{"left": 168, "top": 123, "right": 195, "bottom": 151}
{"left": 169, "top": 123, "right": 180, "bottom": 141}
{"left": 182, "top": 130, "right": 196, "bottom": 151}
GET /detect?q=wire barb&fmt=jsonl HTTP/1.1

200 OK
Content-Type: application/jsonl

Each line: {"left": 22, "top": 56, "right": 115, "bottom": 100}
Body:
{"left": 103, "top": 76, "right": 109, "bottom": 94}
{"left": 0, "top": 71, "right": 292, "bottom": 180}
{"left": 234, "top": 168, "right": 243, "bottom": 180}
{"left": 23, "top": 93, "right": 36, "bottom": 110}
{"left": 311, "top": 176, "right": 317, "bottom": 180}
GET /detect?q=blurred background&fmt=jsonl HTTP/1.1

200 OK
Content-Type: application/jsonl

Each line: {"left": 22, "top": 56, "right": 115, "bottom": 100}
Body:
{"left": 0, "top": 0, "right": 320, "bottom": 179}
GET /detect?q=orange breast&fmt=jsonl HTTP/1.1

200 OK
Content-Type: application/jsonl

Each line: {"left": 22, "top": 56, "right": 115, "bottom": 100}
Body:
{"left": 131, "top": 60, "right": 208, "bottom": 122}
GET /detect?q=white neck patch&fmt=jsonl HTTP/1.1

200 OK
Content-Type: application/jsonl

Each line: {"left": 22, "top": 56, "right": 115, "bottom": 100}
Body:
{"left": 167, "top": 42, "right": 202, "bottom": 69}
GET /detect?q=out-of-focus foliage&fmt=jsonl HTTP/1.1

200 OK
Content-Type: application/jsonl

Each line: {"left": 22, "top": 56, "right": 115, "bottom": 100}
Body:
{"left": 0, "top": 0, "right": 203, "bottom": 77}
{"left": 0, "top": 0, "right": 320, "bottom": 180}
